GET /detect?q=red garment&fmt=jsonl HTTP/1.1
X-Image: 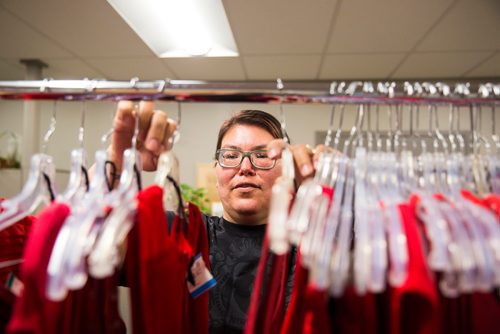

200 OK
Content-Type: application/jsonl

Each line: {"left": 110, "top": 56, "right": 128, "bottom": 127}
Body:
{"left": 244, "top": 236, "right": 290, "bottom": 334}
{"left": 301, "top": 286, "right": 331, "bottom": 334}
{"left": 460, "top": 189, "right": 500, "bottom": 218}
{"left": 0, "top": 199, "right": 34, "bottom": 286}
{"left": 0, "top": 288, "right": 15, "bottom": 334}
{"left": 185, "top": 203, "right": 211, "bottom": 334}
{"left": 385, "top": 203, "right": 440, "bottom": 334}
{"left": 7, "top": 202, "right": 125, "bottom": 334}
{"left": 280, "top": 254, "right": 309, "bottom": 334}
{"left": 329, "top": 288, "right": 378, "bottom": 334}
{"left": 126, "top": 185, "right": 193, "bottom": 334}
{"left": 0, "top": 201, "right": 34, "bottom": 334}
{"left": 7, "top": 202, "right": 71, "bottom": 334}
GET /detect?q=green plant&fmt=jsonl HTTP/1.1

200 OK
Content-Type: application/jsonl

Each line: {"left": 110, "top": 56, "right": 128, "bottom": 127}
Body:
{"left": 181, "top": 183, "right": 211, "bottom": 215}
{"left": 0, "top": 131, "right": 21, "bottom": 169}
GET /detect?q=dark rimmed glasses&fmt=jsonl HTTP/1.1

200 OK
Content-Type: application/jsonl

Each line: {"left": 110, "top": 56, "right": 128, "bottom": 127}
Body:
{"left": 215, "top": 149, "right": 276, "bottom": 170}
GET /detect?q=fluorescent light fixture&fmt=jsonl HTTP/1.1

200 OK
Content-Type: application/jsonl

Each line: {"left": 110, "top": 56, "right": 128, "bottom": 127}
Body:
{"left": 107, "top": 0, "right": 239, "bottom": 57}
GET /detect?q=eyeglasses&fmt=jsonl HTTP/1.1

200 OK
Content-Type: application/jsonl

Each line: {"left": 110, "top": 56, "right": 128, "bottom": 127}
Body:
{"left": 216, "top": 149, "right": 276, "bottom": 170}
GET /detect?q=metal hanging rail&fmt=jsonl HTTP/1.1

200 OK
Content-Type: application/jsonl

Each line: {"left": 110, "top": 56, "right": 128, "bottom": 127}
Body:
{"left": 0, "top": 78, "right": 498, "bottom": 105}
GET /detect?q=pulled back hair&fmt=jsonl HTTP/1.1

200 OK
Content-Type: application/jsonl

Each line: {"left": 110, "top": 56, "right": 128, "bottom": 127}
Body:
{"left": 215, "top": 110, "right": 288, "bottom": 159}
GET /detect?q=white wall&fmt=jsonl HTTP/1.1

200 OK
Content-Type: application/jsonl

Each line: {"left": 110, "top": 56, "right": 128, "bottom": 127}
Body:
{"left": 1, "top": 99, "right": 499, "bottom": 197}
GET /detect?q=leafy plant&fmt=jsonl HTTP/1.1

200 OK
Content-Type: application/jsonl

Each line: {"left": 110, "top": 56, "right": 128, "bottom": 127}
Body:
{"left": 0, "top": 131, "right": 21, "bottom": 169}
{"left": 181, "top": 183, "right": 211, "bottom": 215}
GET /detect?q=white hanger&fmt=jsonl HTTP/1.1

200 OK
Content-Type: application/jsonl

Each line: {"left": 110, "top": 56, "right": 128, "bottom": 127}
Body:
{"left": 47, "top": 117, "right": 115, "bottom": 300}
{"left": 87, "top": 103, "right": 143, "bottom": 280}
{"left": 269, "top": 79, "right": 296, "bottom": 255}
{"left": 58, "top": 101, "right": 89, "bottom": 205}
{"left": 154, "top": 100, "right": 181, "bottom": 212}
{"left": 0, "top": 101, "right": 58, "bottom": 232}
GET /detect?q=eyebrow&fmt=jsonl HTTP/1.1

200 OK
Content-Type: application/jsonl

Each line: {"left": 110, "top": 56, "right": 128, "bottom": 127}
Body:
{"left": 221, "top": 145, "right": 268, "bottom": 151}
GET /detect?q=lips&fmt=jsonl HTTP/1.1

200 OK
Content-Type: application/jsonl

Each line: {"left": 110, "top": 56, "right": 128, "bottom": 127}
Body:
{"left": 233, "top": 182, "right": 260, "bottom": 190}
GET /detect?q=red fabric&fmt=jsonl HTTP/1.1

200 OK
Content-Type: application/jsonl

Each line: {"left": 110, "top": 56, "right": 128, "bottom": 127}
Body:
{"left": 460, "top": 190, "right": 500, "bottom": 218}
{"left": 7, "top": 202, "right": 125, "bottom": 334}
{"left": 185, "top": 202, "right": 210, "bottom": 334}
{"left": 301, "top": 286, "right": 331, "bottom": 334}
{"left": 385, "top": 202, "right": 440, "bottom": 334}
{"left": 60, "top": 275, "right": 125, "bottom": 334}
{"left": 244, "top": 236, "right": 270, "bottom": 334}
{"left": 0, "top": 199, "right": 35, "bottom": 334}
{"left": 0, "top": 288, "right": 15, "bottom": 334}
{"left": 7, "top": 202, "right": 70, "bottom": 334}
{"left": 244, "top": 235, "right": 290, "bottom": 334}
{"left": 280, "top": 254, "right": 309, "bottom": 334}
{"left": 0, "top": 199, "right": 34, "bottom": 286}
{"left": 126, "top": 185, "right": 193, "bottom": 334}
{"left": 329, "top": 288, "right": 378, "bottom": 334}
{"left": 483, "top": 194, "right": 500, "bottom": 218}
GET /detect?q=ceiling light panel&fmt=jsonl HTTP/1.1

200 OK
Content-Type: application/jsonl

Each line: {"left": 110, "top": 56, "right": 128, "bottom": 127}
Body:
{"left": 107, "top": 0, "right": 238, "bottom": 57}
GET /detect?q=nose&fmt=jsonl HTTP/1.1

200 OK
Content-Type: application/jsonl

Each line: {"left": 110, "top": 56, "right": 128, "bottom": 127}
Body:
{"left": 238, "top": 155, "right": 256, "bottom": 175}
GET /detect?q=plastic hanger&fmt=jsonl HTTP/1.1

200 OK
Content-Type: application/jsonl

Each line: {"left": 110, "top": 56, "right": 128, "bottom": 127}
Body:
{"left": 312, "top": 100, "right": 363, "bottom": 288}
{"left": 376, "top": 100, "right": 408, "bottom": 288}
{"left": 47, "top": 115, "right": 116, "bottom": 300}
{"left": 269, "top": 79, "right": 296, "bottom": 255}
{"left": 0, "top": 102, "right": 57, "bottom": 232}
{"left": 329, "top": 159, "right": 355, "bottom": 296}
{"left": 87, "top": 104, "right": 143, "bottom": 280}
{"left": 287, "top": 83, "right": 342, "bottom": 246}
{"left": 58, "top": 101, "right": 89, "bottom": 205}
{"left": 155, "top": 100, "right": 182, "bottom": 211}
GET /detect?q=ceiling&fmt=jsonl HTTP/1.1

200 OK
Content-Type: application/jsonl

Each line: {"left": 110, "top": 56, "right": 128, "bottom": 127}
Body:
{"left": 0, "top": 0, "right": 499, "bottom": 82}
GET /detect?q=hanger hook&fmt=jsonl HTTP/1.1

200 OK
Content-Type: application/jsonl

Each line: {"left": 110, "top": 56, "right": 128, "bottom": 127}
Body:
{"left": 131, "top": 103, "right": 140, "bottom": 151}
{"left": 79, "top": 100, "right": 86, "bottom": 149}
{"left": 167, "top": 100, "right": 181, "bottom": 150}
{"left": 101, "top": 103, "right": 116, "bottom": 148}
{"left": 42, "top": 101, "right": 57, "bottom": 153}
{"left": 324, "top": 84, "right": 337, "bottom": 148}
{"left": 276, "top": 78, "right": 288, "bottom": 144}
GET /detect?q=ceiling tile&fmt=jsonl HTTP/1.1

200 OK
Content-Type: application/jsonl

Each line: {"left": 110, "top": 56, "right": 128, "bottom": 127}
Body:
{"left": 223, "top": 0, "right": 337, "bottom": 55}
{"left": 164, "top": 58, "right": 245, "bottom": 80}
{"left": 327, "top": 0, "right": 454, "bottom": 53}
{"left": 86, "top": 57, "right": 174, "bottom": 80}
{"left": 0, "top": 7, "right": 72, "bottom": 58}
{"left": 42, "top": 58, "right": 103, "bottom": 79}
{"left": 465, "top": 52, "right": 500, "bottom": 78}
{"left": 1, "top": 0, "right": 154, "bottom": 57}
{"left": 244, "top": 55, "right": 321, "bottom": 80}
{"left": 319, "top": 54, "right": 405, "bottom": 79}
{"left": 391, "top": 52, "right": 493, "bottom": 79}
{"left": 417, "top": 0, "right": 500, "bottom": 51}
{"left": 0, "top": 59, "right": 24, "bottom": 79}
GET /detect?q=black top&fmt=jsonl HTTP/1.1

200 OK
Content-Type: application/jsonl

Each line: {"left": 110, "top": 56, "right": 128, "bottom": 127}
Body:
{"left": 203, "top": 214, "right": 266, "bottom": 334}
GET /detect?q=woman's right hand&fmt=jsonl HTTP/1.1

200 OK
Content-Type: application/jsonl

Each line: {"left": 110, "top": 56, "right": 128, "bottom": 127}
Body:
{"left": 109, "top": 100, "right": 177, "bottom": 173}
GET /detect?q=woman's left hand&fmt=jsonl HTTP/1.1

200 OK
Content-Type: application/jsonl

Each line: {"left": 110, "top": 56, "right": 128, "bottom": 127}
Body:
{"left": 266, "top": 140, "right": 330, "bottom": 187}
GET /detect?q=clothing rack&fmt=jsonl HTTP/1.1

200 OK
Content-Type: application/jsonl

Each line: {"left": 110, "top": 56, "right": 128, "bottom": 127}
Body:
{"left": 0, "top": 79, "right": 499, "bottom": 105}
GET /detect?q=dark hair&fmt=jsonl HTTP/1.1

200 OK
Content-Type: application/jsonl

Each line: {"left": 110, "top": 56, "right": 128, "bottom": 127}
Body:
{"left": 215, "top": 110, "right": 288, "bottom": 159}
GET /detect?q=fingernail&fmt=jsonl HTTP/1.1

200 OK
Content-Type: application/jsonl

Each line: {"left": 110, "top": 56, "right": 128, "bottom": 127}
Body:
{"left": 146, "top": 138, "right": 160, "bottom": 152}
{"left": 301, "top": 164, "right": 312, "bottom": 176}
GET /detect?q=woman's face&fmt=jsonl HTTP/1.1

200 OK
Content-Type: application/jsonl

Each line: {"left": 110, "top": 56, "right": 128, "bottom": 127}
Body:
{"left": 215, "top": 124, "right": 281, "bottom": 225}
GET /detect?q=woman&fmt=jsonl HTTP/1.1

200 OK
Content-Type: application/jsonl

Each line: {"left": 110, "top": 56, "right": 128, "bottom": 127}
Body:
{"left": 108, "top": 101, "right": 322, "bottom": 333}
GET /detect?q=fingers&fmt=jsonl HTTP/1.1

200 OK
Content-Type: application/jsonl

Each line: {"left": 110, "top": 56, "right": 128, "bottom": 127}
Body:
{"left": 110, "top": 101, "right": 135, "bottom": 165}
{"left": 267, "top": 139, "right": 287, "bottom": 159}
{"left": 292, "top": 144, "right": 314, "bottom": 178}
{"left": 163, "top": 118, "right": 178, "bottom": 149}
{"left": 145, "top": 109, "right": 168, "bottom": 155}
{"left": 110, "top": 100, "right": 175, "bottom": 172}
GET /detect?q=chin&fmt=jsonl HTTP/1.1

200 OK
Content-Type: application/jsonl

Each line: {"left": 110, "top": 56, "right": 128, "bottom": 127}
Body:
{"left": 233, "top": 201, "right": 261, "bottom": 215}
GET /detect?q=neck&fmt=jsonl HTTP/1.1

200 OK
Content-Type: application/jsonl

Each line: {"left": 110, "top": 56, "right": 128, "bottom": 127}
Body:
{"left": 222, "top": 211, "right": 267, "bottom": 226}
